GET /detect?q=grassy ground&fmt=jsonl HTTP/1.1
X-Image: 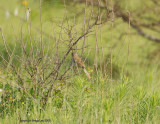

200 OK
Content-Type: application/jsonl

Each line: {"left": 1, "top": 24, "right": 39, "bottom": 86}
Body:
{"left": 1, "top": 75, "right": 160, "bottom": 123}
{"left": 0, "top": 0, "right": 160, "bottom": 123}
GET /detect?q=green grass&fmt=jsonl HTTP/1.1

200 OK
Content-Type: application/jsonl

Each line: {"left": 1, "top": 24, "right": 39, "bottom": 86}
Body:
{"left": 0, "top": 0, "right": 160, "bottom": 123}
{"left": 1, "top": 75, "right": 160, "bottom": 123}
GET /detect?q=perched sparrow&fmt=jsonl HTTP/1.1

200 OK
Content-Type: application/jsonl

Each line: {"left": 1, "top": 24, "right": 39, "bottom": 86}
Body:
{"left": 72, "top": 52, "right": 91, "bottom": 79}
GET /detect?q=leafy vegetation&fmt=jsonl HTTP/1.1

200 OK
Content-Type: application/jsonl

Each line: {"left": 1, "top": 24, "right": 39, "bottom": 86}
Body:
{"left": 0, "top": 0, "right": 160, "bottom": 123}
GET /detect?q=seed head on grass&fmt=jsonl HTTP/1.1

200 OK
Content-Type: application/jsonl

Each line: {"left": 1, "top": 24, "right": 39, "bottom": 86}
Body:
{"left": 26, "top": 8, "right": 31, "bottom": 21}
{"left": 0, "top": 89, "right": 3, "bottom": 93}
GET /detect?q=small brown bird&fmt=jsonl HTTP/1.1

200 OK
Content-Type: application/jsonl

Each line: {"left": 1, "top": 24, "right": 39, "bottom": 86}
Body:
{"left": 72, "top": 52, "right": 91, "bottom": 79}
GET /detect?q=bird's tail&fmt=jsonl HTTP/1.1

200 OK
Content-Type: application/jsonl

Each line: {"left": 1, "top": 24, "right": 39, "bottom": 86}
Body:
{"left": 83, "top": 68, "right": 91, "bottom": 79}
